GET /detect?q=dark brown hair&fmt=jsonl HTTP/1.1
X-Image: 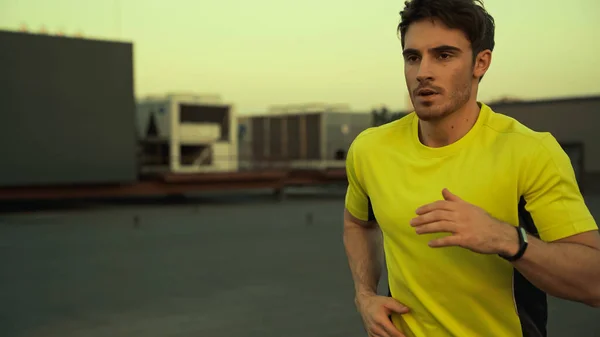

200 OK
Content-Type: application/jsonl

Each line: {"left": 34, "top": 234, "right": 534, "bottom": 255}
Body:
{"left": 398, "top": 0, "right": 495, "bottom": 63}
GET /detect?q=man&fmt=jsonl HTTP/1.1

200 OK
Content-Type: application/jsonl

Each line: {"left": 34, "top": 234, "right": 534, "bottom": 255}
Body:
{"left": 342, "top": 0, "right": 600, "bottom": 336}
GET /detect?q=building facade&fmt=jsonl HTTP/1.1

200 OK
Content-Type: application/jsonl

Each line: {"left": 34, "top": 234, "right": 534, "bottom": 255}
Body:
{"left": 488, "top": 95, "right": 600, "bottom": 193}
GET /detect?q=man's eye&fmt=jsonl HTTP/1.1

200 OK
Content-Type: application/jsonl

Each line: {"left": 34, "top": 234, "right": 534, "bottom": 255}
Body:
{"left": 406, "top": 55, "right": 419, "bottom": 62}
{"left": 439, "top": 53, "right": 452, "bottom": 60}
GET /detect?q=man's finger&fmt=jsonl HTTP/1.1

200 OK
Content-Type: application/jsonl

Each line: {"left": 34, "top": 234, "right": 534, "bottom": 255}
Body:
{"left": 369, "top": 325, "right": 390, "bottom": 337}
{"left": 410, "top": 210, "right": 455, "bottom": 226}
{"left": 415, "top": 200, "right": 454, "bottom": 215}
{"left": 378, "top": 318, "right": 406, "bottom": 337}
{"left": 384, "top": 299, "right": 410, "bottom": 314}
{"left": 414, "top": 221, "right": 457, "bottom": 235}
{"left": 429, "top": 234, "right": 463, "bottom": 248}
{"left": 381, "top": 299, "right": 409, "bottom": 337}
{"left": 442, "top": 188, "right": 462, "bottom": 202}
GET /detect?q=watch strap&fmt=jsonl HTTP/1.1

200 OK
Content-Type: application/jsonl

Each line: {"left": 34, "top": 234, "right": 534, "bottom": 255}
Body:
{"left": 500, "top": 226, "right": 529, "bottom": 262}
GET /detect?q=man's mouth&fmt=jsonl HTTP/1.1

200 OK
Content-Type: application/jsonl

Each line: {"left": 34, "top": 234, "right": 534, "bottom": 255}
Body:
{"left": 417, "top": 89, "right": 437, "bottom": 96}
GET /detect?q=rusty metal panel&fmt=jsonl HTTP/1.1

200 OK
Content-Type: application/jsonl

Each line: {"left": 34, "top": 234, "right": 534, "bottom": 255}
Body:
{"left": 251, "top": 117, "right": 266, "bottom": 164}
{"left": 306, "top": 113, "right": 321, "bottom": 160}
{"left": 269, "top": 117, "right": 284, "bottom": 161}
{"left": 299, "top": 115, "right": 307, "bottom": 159}
{"left": 287, "top": 115, "right": 301, "bottom": 160}
{"left": 281, "top": 117, "right": 289, "bottom": 160}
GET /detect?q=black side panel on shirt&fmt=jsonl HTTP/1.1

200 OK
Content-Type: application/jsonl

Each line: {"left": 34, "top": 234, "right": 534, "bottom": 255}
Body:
{"left": 368, "top": 198, "right": 391, "bottom": 298}
{"left": 367, "top": 197, "right": 376, "bottom": 222}
{"left": 514, "top": 196, "right": 548, "bottom": 337}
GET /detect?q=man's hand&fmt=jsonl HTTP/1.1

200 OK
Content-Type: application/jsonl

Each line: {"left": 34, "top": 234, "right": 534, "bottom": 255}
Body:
{"left": 410, "top": 188, "right": 519, "bottom": 256}
{"left": 356, "top": 293, "right": 410, "bottom": 337}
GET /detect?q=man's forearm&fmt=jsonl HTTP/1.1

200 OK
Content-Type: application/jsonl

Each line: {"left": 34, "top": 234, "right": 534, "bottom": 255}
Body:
{"left": 343, "top": 221, "right": 383, "bottom": 299}
{"left": 505, "top": 232, "right": 600, "bottom": 307}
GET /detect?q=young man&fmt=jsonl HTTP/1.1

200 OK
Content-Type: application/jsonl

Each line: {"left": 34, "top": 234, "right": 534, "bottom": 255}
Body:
{"left": 342, "top": 1, "right": 600, "bottom": 337}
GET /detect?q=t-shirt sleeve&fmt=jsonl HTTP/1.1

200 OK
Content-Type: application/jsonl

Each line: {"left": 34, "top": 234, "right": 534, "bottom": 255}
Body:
{"left": 520, "top": 134, "right": 598, "bottom": 242}
{"left": 344, "top": 138, "right": 371, "bottom": 222}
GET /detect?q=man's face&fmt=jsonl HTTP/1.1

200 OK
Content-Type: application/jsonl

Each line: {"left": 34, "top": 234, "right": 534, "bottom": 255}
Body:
{"left": 403, "top": 18, "right": 477, "bottom": 121}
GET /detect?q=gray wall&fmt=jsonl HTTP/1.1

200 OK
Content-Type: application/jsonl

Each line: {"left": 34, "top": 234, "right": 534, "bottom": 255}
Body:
{"left": 489, "top": 97, "right": 600, "bottom": 174}
{"left": 0, "top": 31, "right": 137, "bottom": 187}
{"left": 237, "top": 112, "right": 372, "bottom": 164}
{"left": 324, "top": 112, "right": 372, "bottom": 160}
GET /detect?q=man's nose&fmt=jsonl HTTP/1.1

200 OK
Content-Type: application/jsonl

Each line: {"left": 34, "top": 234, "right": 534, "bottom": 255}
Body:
{"left": 416, "top": 58, "right": 434, "bottom": 83}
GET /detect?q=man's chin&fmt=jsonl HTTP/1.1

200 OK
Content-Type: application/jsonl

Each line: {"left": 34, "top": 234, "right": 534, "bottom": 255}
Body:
{"left": 414, "top": 106, "right": 446, "bottom": 122}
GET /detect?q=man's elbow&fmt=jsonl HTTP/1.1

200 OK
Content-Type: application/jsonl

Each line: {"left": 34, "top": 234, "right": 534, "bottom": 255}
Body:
{"left": 587, "top": 299, "right": 600, "bottom": 309}
{"left": 584, "top": 284, "right": 600, "bottom": 308}
{"left": 588, "top": 264, "right": 600, "bottom": 308}
{"left": 589, "top": 295, "right": 600, "bottom": 308}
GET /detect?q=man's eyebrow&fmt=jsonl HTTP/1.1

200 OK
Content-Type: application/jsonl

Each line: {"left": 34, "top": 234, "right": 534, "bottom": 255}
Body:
{"left": 402, "top": 48, "right": 420, "bottom": 57}
{"left": 402, "top": 45, "right": 463, "bottom": 57}
{"left": 431, "top": 45, "right": 462, "bottom": 53}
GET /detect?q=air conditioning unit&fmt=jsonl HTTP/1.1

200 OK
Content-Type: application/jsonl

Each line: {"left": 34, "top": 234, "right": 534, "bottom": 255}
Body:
{"left": 238, "top": 103, "right": 371, "bottom": 170}
{"left": 136, "top": 93, "right": 238, "bottom": 174}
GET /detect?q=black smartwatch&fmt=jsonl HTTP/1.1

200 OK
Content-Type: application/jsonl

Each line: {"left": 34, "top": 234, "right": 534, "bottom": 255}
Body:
{"left": 500, "top": 226, "right": 529, "bottom": 262}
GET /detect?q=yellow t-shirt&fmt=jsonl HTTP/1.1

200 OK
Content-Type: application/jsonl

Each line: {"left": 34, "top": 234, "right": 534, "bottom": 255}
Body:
{"left": 345, "top": 102, "right": 598, "bottom": 337}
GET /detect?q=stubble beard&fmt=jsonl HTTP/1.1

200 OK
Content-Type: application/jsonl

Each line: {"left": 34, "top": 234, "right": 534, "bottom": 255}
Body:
{"left": 413, "top": 80, "right": 472, "bottom": 123}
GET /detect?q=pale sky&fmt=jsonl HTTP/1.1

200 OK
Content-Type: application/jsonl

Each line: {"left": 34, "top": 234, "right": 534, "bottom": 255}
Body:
{"left": 1, "top": 0, "right": 599, "bottom": 114}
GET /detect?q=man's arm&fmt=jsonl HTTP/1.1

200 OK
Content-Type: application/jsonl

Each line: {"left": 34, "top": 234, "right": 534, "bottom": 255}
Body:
{"left": 343, "top": 208, "right": 383, "bottom": 301}
{"left": 410, "top": 188, "right": 600, "bottom": 308}
{"left": 507, "top": 135, "right": 600, "bottom": 308}
{"left": 501, "top": 228, "right": 600, "bottom": 308}
{"left": 411, "top": 135, "right": 600, "bottom": 308}
{"left": 343, "top": 133, "right": 382, "bottom": 300}
{"left": 344, "top": 209, "right": 410, "bottom": 337}
{"left": 343, "top": 135, "right": 410, "bottom": 337}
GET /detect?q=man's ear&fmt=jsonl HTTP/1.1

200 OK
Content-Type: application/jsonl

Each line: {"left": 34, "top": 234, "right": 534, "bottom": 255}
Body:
{"left": 473, "top": 50, "right": 492, "bottom": 79}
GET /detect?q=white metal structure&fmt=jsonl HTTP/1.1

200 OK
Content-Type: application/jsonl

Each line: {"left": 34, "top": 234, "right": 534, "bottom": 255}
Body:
{"left": 266, "top": 102, "right": 352, "bottom": 115}
{"left": 136, "top": 93, "right": 238, "bottom": 174}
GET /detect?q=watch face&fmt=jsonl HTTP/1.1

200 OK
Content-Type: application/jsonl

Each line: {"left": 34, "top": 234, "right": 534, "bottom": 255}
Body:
{"left": 520, "top": 227, "right": 529, "bottom": 243}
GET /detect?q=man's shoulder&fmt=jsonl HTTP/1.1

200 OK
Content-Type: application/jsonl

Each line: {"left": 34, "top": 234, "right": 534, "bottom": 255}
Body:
{"left": 483, "top": 106, "right": 568, "bottom": 167}
{"left": 483, "top": 107, "right": 552, "bottom": 148}
{"left": 352, "top": 113, "right": 413, "bottom": 149}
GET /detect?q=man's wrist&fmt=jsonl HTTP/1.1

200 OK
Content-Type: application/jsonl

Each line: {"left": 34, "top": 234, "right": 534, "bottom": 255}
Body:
{"left": 355, "top": 289, "right": 377, "bottom": 304}
{"left": 356, "top": 289, "right": 377, "bottom": 299}
{"left": 497, "top": 222, "right": 520, "bottom": 257}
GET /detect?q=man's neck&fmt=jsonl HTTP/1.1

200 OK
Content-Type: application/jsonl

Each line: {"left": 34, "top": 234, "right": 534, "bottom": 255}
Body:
{"left": 418, "top": 100, "right": 481, "bottom": 148}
